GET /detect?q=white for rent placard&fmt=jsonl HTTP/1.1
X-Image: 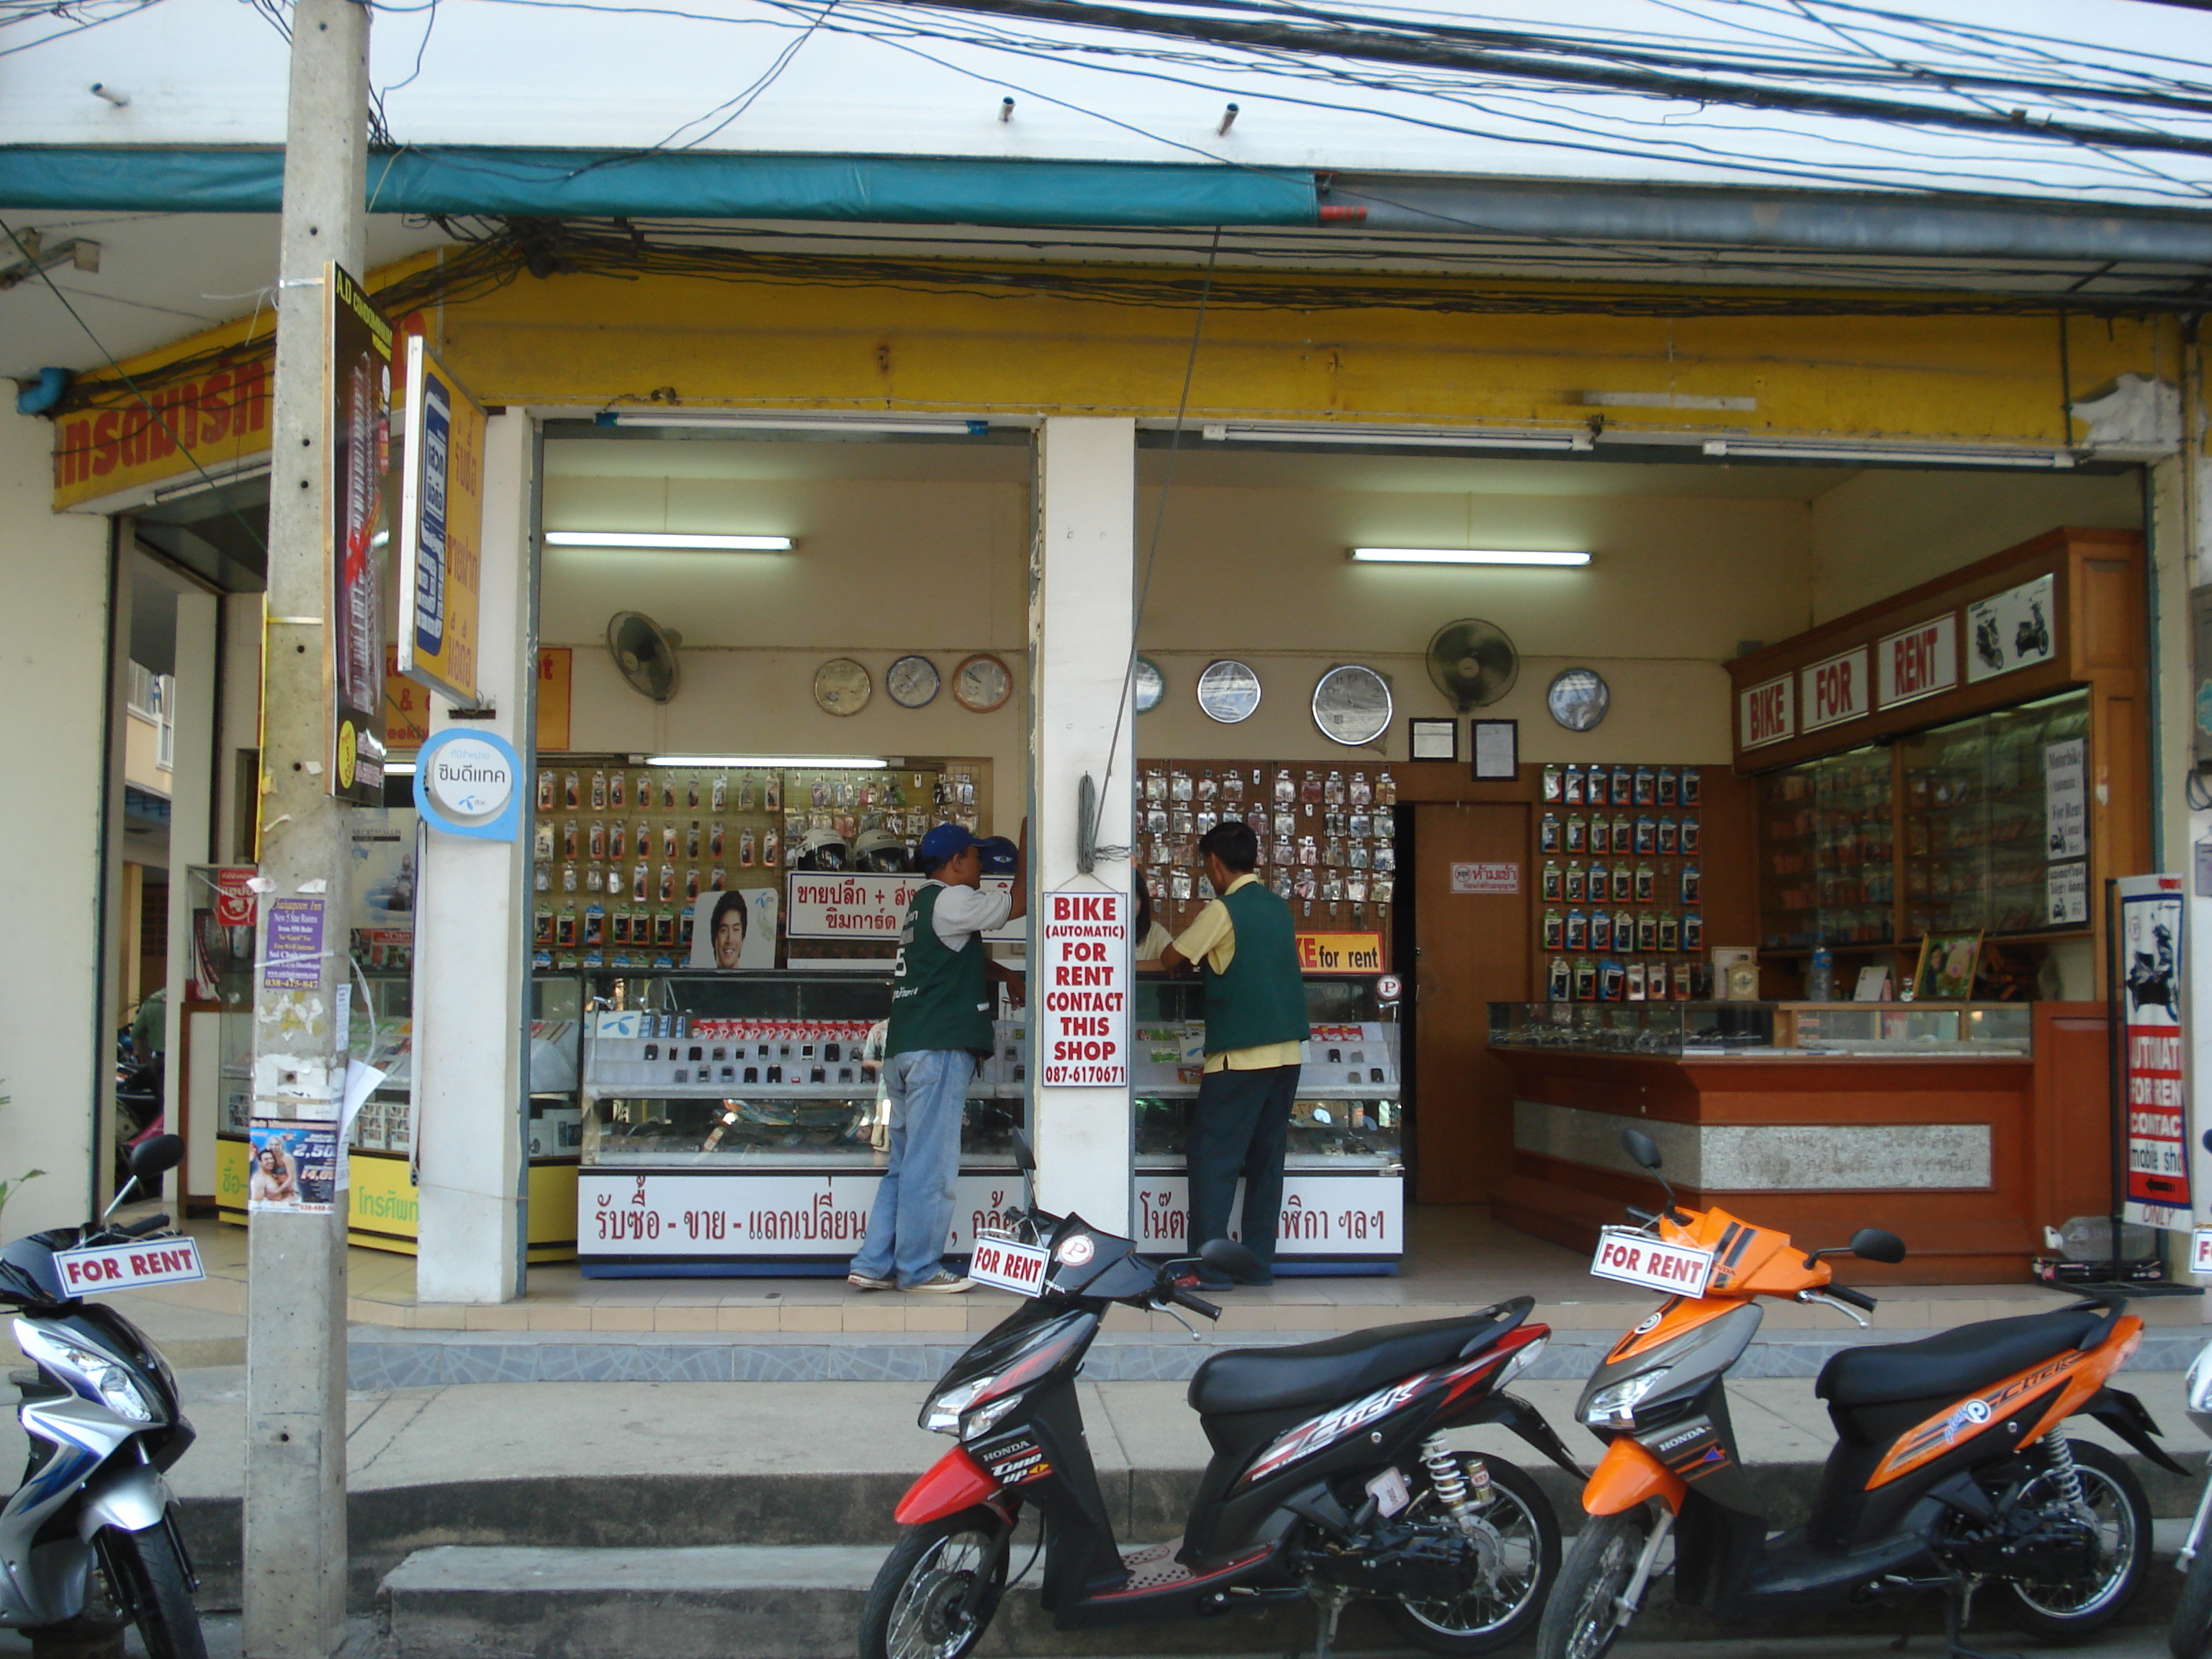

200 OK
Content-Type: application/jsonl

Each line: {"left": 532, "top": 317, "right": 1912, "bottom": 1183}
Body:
{"left": 1039, "top": 889, "right": 1128, "bottom": 1087}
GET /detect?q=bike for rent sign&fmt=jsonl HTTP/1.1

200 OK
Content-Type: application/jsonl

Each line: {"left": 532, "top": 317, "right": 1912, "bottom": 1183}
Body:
{"left": 1040, "top": 889, "right": 1128, "bottom": 1086}
{"left": 2118, "top": 874, "right": 2191, "bottom": 1231}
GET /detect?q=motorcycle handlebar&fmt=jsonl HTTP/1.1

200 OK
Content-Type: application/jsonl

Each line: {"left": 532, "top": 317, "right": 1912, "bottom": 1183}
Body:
{"left": 115, "top": 1214, "right": 170, "bottom": 1239}
{"left": 1827, "top": 1284, "right": 1878, "bottom": 1313}
{"left": 1166, "top": 1283, "right": 1223, "bottom": 1321}
{"left": 1624, "top": 1205, "right": 1658, "bottom": 1226}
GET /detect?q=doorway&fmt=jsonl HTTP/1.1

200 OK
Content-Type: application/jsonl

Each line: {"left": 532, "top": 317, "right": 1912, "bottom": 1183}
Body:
{"left": 1409, "top": 802, "right": 1529, "bottom": 1204}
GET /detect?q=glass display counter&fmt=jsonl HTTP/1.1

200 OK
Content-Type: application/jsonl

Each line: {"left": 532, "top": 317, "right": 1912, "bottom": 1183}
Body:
{"left": 576, "top": 969, "right": 1029, "bottom": 1276}
{"left": 1488, "top": 999, "right": 2031, "bottom": 1058}
{"left": 1126, "top": 975, "right": 1403, "bottom": 1272}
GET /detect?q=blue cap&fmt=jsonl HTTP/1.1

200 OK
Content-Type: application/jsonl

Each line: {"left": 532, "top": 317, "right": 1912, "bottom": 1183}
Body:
{"left": 917, "top": 822, "right": 976, "bottom": 870}
{"left": 975, "top": 835, "right": 1018, "bottom": 874}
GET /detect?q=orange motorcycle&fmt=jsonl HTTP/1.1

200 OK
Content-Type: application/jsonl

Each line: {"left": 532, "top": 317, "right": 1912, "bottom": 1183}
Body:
{"left": 1537, "top": 1128, "right": 2180, "bottom": 1659}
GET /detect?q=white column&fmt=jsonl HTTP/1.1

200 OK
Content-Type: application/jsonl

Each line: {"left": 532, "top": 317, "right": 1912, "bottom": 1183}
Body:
{"left": 1029, "top": 418, "right": 1136, "bottom": 1231}
{"left": 166, "top": 588, "right": 218, "bottom": 1202}
{"left": 412, "top": 413, "right": 533, "bottom": 1302}
{"left": 0, "top": 411, "right": 109, "bottom": 1231}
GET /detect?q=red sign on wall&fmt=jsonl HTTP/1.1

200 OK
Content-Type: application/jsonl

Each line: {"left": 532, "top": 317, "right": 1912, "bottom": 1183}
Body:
{"left": 1737, "top": 674, "right": 1795, "bottom": 750}
{"left": 1876, "top": 613, "right": 1959, "bottom": 709}
{"left": 1799, "top": 647, "right": 1869, "bottom": 733}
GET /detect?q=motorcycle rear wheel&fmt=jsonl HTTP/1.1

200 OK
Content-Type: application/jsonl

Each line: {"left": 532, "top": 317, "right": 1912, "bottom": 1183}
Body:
{"left": 858, "top": 1506, "right": 1010, "bottom": 1659}
{"left": 2170, "top": 1532, "right": 2212, "bottom": 1659}
{"left": 1534, "top": 1509, "right": 1649, "bottom": 1659}
{"left": 1383, "top": 1453, "right": 1560, "bottom": 1654}
{"left": 102, "top": 1518, "right": 207, "bottom": 1659}
{"left": 1994, "top": 1439, "right": 2150, "bottom": 1639}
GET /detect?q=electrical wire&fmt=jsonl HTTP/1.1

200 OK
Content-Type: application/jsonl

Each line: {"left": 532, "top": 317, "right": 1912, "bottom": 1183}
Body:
{"left": 1088, "top": 225, "right": 1219, "bottom": 860}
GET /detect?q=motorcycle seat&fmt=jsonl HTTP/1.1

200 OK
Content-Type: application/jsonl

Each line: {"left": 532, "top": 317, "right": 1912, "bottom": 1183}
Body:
{"left": 1188, "top": 1303, "right": 1525, "bottom": 1418}
{"left": 1815, "top": 1308, "right": 2107, "bottom": 1410}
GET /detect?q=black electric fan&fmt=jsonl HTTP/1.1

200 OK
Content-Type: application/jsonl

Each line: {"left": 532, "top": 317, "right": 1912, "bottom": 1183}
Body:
{"left": 1424, "top": 618, "right": 1519, "bottom": 711}
{"left": 607, "top": 611, "right": 683, "bottom": 703}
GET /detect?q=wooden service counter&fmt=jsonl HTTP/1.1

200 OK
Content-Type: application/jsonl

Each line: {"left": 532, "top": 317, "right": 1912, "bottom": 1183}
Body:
{"left": 1489, "top": 1001, "right": 2110, "bottom": 1284}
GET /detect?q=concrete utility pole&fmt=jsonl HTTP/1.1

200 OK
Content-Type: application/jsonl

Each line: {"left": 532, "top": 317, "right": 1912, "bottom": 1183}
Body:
{"left": 243, "top": 1, "right": 369, "bottom": 1654}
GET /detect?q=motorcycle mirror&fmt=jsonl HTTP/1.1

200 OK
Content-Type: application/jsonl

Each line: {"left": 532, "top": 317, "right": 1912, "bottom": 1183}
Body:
{"left": 1200, "top": 1238, "right": 1260, "bottom": 1281}
{"left": 1620, "top": 1128, "right": 1663, "bottom": 1172}
{"left": 2203, "top": 1127, "right": 2212, "bottom": 1156}
{"left": 1849, "top": 1227, "right": 1907, "bottom": 1265}
{"left": 129, "top": 1133, "right": 185, "bottom": 1182}
{"left": 1011, "top": 1130, "right": 1037, "bottom": 1174}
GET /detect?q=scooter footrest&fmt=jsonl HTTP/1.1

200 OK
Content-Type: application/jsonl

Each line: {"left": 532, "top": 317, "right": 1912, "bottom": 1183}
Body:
{"left": 1117, "top": 1543, "right": 1198, "bottom": 1593}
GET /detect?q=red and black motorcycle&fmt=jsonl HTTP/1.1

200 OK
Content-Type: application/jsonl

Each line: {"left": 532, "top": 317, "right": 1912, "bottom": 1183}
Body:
{"left": 860, "top": 1138, "right": 1583, "bottom": 1659}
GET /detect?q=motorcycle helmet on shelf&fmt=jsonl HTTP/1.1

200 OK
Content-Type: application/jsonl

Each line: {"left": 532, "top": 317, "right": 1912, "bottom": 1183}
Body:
{"left": 975, "top": 835, "right": 1019, "bottom": 875}
{"left": 793, "top": 828, "right": 850, "bottom": 871}
{"left": 852, "top": 829, "right": 911, "bottom": 874}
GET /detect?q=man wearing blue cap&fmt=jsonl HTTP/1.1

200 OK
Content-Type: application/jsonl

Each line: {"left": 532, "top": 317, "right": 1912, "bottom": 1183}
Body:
{"left": 849, "top": 820, "right": 1027, "bottom": 1292}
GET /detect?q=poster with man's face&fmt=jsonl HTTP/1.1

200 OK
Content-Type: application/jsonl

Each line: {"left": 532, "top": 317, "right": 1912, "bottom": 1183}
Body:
{"left": 688, "top": 885, "right": 781, "bottom": 971}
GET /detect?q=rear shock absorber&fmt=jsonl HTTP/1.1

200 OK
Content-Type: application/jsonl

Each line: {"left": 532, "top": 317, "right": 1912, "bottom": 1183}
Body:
{"left": 1421, "top": 1435, "right": 1487, "bottom": 1532}
{"left": 2039, "top": 1436, "right": 2092, "bottom": 1522}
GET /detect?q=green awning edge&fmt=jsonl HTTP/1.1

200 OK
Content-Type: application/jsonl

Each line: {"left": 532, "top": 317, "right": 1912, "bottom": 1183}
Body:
{"left": 0, "top": 146, "right": 1318, "bottom": 227}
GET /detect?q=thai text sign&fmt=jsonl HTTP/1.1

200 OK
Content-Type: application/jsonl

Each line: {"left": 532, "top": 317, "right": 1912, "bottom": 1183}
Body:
{"left": 1130, "top": 1176, "right": 1403, "bottom": 1256}
{"left": 785, "top": 872, "right": 1020, "bottom": 942}
{"left": 52, "top": 354, "right": 271, "bottom": 509}
{"left": 579, "top": 1171, "right": 1025, "bottom": 1256}
{"left": 2118, "top": 875, "right": 2192, "bottom": 1230}
{"left": 1040, "top": 889, "right": 1127, "bottom": 1087}
{"left": 396, "top": 336, "right": 487, "bottom": 706}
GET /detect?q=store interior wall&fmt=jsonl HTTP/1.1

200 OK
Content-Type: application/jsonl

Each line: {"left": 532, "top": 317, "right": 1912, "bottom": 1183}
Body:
{"left": 0, "top": 410, "right": 113, "bottom": 1231}
{"left": 1808, "top": 468, "right": 2144, "bottom": 623}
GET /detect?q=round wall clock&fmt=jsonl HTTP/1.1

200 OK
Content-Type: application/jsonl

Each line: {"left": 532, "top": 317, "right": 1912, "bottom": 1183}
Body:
{"left": 953, "top": 652, "right": 1014, "bottom": 714}
{"left": 1312, "top": 664, "right": 1393, "bottom": 747}
{"left": 1547, "top": 667, "right": 1611, "bottom": 732}
{"left": 812, "top": 657, "right": 873, "bottom": 717}
{"left": 1133, "top": 656, "right": 1165, "bottom": 714}
{"left": 1196, "top": 659, "right": 1262, "bottom": 724}
{"left": 886, "top": 654, "right": 941, "bottom": 709}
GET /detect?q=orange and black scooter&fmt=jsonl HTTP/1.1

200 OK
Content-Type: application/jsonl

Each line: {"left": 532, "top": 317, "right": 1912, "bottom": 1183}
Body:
{"left": 1536, "top": 1128, "right": 2183, "bottom": 1659}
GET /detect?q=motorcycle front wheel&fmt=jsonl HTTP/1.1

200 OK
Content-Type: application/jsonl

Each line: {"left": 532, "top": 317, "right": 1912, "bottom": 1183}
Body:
{"left": 102, "top": 1518, "right": 207, "bottom": 1659}
{"left": 1995, "top": 1439, "right": 2150, "bottom": 1639}
{"left": 1384, "top": 1453, "right": 1560, "bottom": 1654}
{"left": 1534, "top": 1508, "right": 1650, "bottom": 1659}
{"left": 2171, "top": 1533, "right": 2212, "bottom": 1659}
{"left": 858, "top": 1506, "right": 1011, "bottom": 1659}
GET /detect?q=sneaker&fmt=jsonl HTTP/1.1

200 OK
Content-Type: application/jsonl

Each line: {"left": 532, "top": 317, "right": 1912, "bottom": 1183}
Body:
{"left": 847, "top": 1270, "right": 896, "bottom": 1292}
{"left": 903, "top": 1269, "right": 974, "bottom": 1294}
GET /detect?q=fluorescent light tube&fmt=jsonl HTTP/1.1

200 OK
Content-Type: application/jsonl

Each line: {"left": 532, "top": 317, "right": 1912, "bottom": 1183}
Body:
{"left": 646, "top": 755, "right": 889, "bottom": 769}
{"left": 597, "top": 413, "right": 989, "bottom": 436}
{"left": 1352, "top": 547, "right": 1591, "bottom": 567}
{"left": 1701, "top": 439, "right": 2074, "bottom": 469}
{"left": 1200, "top": 422, "right": 1592, "bottom": 451}
{"left": 545, "top": 531, "right": 793, "bottom": 550}
{"left": 385, "top": 762, "right": 417, "bottom": 775}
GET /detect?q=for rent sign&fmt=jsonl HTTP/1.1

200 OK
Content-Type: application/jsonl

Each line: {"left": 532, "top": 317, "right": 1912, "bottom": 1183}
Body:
{"left": 1877, "top": 614, "right": 1959, "bottom": 709}
{"left": 53, "top": 1238, "right": 206, "bottom": 1294}
{"left": 1737, "top": 674, "right": 1794, "bottom": 750}
{"left": 1040, "top": 889, "right": 1128, "bottom": 1087}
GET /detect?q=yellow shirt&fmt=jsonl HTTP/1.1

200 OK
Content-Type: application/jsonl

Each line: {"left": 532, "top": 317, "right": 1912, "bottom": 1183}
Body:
{"left": 1171, "top": 873, "right": 1308, "bottom": 1073}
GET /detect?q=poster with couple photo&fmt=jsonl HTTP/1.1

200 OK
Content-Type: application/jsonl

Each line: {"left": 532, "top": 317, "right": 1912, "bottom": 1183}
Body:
{"left": 687, "top": 885, "right": 781, "bottom": 971}
{"left": 247, "top": 1120, "right": 340, "bottom": 1214}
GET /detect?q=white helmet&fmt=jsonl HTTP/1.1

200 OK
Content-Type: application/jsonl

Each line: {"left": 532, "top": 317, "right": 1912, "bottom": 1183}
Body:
{"left": 793, "top": 827, "right": 850, "bottom": 871}
{"left": 851, "top": 829, "right": 909, "bottom": 873}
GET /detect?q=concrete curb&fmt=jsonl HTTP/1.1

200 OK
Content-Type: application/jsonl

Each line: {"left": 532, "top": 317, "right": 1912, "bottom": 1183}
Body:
{"left": 342, "top": 1326, "right": 2208, "bottom": 1388}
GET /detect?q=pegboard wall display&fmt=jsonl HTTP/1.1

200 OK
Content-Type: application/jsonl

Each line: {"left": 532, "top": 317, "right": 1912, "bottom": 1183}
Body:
{"left": 1137, "top": 761, "right": 1401, "bottom": 965}
{"left": 1534, "top": 762, "right": 1712, "bottom": 1004}
{"left": 529, "top": 757, "right": 976, "bottom": 971}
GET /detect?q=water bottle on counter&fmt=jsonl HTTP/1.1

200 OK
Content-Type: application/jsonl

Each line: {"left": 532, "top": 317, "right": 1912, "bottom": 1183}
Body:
{"left": 1807, "top": 938, "right": 1835, "bottom": 1002}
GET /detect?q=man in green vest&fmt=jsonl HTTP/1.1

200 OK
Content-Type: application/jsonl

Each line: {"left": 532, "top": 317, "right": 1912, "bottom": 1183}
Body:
{"left": 1160, "top": 821, "right": 1310, "bottom": 1289}
{"left": 849, "top": 821, "right": 1028, "bottom": 1293}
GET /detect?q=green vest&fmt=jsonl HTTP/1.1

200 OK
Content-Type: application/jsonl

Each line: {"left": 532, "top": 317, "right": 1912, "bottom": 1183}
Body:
{"left": 886, "top": 884, "right": 994, "bottom": 1058}
{"left": 1200, "top": 881, "right": 1310, "bottom": 1057}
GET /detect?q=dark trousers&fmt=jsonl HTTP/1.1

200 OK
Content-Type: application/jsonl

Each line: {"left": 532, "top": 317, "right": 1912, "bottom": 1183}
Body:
{"left": 1185, "top": 1064, "right": 1299, "bottom": 1279}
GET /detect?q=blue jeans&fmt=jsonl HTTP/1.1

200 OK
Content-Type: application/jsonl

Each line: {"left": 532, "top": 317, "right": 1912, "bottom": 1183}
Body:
{"left": 850, "top": 1049, "right": 974, "bottom": 1288}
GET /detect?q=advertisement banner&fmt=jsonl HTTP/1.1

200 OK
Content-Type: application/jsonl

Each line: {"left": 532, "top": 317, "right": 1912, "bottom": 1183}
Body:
{"left": 248, "top": 1120, "right": 339, "bottom": 1214}
{"left": 1039, "top": 889, "right": 1128, "bottom": 1087}
{"left": 1296, "top": 932, "right": 1385, "bottom": 972}
{"left": 387, "top": 645, "right": 573, "bottom": 755}
{"left": 326, "top": 264, "right": 393, "bottom": 805}
{"left": 2118, "top": 874, "right": 2192, "bottom": 1230}
{"left": 785, "top": 871, "right": 1021, "bottom": 943}
{"left": 395, "top": 336, "right": 486, "bottom": 706}
{"left": 51, "top": 351, "right": 272, "bottom": 510}
{"left": 1966, "top": 572, "right": 2057, "bottom": 683}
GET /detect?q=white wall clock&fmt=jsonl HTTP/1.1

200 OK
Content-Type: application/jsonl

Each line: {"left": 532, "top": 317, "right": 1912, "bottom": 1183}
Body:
{"left": 1312, "top": 664, "right": 1393, "bottom": 747}
{"left": 1197, "top": 659, "right": 1262, "bottom": 724}
{"left": 812, "top": 657, "right": 873, "bottom": 717}
{"left": 953, "top": 652, "right": 1014, "bottom": 714}
{"left": 886, "top": 654, "right": 940, "bottom": 709}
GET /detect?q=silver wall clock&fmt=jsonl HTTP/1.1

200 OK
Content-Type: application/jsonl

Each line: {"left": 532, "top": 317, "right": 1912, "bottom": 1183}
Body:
{"left": 1196, "top": 659, "right": 1262, "bottom": 724}
{"left": 1312, "top": 665, "right": 1393, "bottom": 746}
{"left": 886, "top": 654, "right": 940, "bottom": 709}
{"left": 1133, "top": 656, "right": 1165, "bottom": 714}
{"left": 1547, "top": 667, "right": 1611, "bottom": 732}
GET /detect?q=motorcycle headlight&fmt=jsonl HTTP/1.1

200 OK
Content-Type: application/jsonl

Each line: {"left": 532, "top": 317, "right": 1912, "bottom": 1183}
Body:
{"left": 961, "top": 1393, "right": 1025, "bottom": 1441}
{"left": 1493, "top": 1335, "right": 1546, "bottom": 1392}
{"left": 2188, "top": 1343, "right": 2212, "bottom": 1417}
{"left": 923, "top": 1378, "right": 992, "bottom": 1436}
{"left": 37, "top": 1336, "right": 153, "bottom": 1424}
{"left": 1584, "top": 1367, "right": 1669, "bottom": 1430}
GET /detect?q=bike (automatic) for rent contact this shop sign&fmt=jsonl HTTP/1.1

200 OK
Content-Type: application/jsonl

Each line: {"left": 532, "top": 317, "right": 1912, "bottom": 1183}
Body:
{"left": 2117, "top": 874, "right": 2192, "bottom": 1231}
{"left": 1040, "top": 889, "right": 1128, "bottom": 1087}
